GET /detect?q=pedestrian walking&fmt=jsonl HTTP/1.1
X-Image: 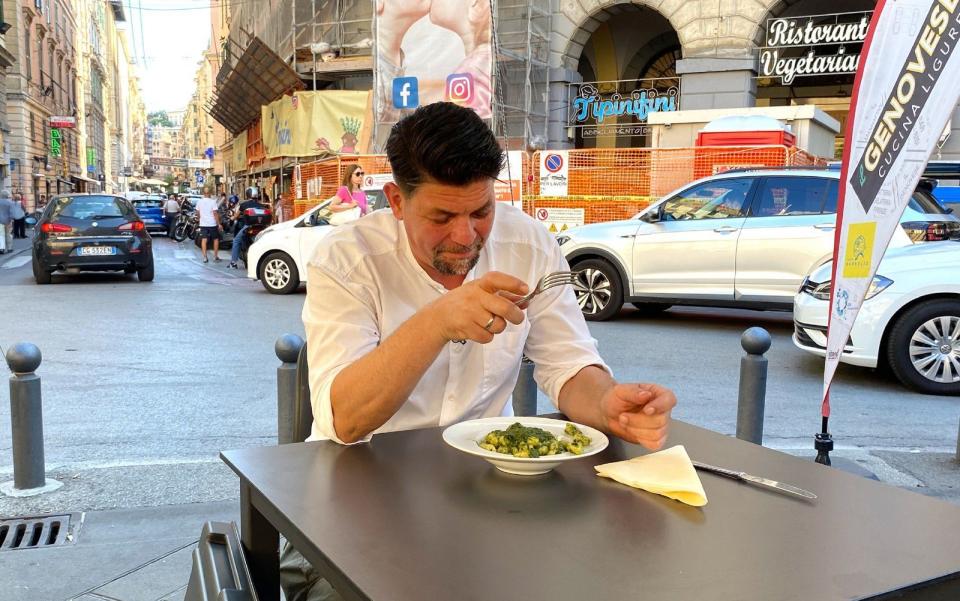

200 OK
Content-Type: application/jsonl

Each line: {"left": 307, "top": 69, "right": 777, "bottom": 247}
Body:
{"left": 0, "top": 190, "right": 15, "bottom": 253}
{"left": 195, "top": 188, "right": 222, "bottom": 263}
{"left": 11, "top": 193, "right": 26, "bottom": 238}
{"left": 164, "top": 194, "right": 181, "bottom": 238}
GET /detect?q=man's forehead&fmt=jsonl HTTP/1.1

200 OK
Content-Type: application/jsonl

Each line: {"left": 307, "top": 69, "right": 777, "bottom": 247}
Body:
{"left": 410, "top": 179, "right": 494, "bottom": 213}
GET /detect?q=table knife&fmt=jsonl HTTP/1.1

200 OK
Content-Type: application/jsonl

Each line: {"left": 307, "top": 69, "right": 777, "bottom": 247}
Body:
{"left": 692, "top": 461, "right": 817, "bottom": 500}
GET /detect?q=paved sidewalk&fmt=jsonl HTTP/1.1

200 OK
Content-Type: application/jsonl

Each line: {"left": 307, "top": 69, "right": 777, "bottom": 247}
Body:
{"left": 0, "top": 501, "right": 239, "bottom": 601}
{"left": 0, "top": 231, "right": 32, "bottom": 268}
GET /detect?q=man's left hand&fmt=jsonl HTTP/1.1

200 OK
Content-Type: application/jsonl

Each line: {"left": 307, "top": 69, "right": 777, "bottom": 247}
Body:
{"left": 600, "top": 383, "right": 676, "bottom": 450}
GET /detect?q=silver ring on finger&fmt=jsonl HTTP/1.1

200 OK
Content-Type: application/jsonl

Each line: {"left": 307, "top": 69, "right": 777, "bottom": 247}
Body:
{"left": 483, "top": 316, "right": 496, "bottom": 332}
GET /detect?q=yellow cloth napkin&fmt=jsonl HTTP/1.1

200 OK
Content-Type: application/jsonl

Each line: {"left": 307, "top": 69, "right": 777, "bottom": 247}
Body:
{"left": 595, "top": 445, "right": 708, "bottom": 506}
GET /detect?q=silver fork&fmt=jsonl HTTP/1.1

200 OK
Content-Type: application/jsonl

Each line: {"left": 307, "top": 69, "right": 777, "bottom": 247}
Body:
{"left": 451, "top": 271, "right": 580, "bottom": 344}
{"left": 506, "top": 271, "right": 579, "bottom": 306}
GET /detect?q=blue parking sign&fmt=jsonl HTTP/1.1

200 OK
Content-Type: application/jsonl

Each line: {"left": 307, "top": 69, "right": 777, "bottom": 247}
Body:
{"left": 392, "top": 77, "right": 419, "bottom": 109}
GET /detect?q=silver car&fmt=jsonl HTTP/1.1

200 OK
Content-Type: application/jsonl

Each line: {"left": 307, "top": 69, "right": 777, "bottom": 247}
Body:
{"left": 559, "top": 168, "right": 960, "bottom": 321}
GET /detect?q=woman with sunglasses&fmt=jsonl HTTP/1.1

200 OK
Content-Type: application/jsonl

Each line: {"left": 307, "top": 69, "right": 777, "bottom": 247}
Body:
{"left": 329, "top": 164, "right": 369, "bottom": 219}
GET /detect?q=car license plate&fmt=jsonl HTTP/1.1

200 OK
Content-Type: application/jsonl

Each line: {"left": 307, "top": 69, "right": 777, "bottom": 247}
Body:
{"left": 79, "top": 246, "right": 116, "bottom": 256}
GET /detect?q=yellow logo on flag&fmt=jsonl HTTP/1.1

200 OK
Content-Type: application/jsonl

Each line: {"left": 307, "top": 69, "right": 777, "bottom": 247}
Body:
{"left": 842, "top": 222, "right": 876, "bottom": 278}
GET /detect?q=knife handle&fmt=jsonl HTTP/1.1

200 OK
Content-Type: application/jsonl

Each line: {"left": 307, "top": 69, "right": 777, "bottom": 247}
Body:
{"left": 692, "top": 461, "right": 744, "bottom": 481}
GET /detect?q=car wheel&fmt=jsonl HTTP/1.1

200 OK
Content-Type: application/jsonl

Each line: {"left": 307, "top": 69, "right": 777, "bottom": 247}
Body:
{"left": 886, "top": 299, "right": 960, "bottom": 395}
{"left": 260, "top": 252, "right": 299, "bottom": 294}
{"left": 571, "top": 259, "right": 623, "bottom": 321}
{"left": 631, "top": 302, "right": 672, "bottom": 315}
{"left": 32, "top": 254, "right": 52, "bottom": 285}
{"left": 138, "top": 257, "right": 155, "bottom": 282}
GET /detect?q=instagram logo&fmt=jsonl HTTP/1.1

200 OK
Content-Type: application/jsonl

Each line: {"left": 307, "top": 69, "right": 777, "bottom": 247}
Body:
{"left": 445, "top": 73, "right": 474, "bottom": 104}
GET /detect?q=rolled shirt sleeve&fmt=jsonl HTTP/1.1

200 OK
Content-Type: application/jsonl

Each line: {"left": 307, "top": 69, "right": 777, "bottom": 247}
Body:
{"left": 301, "top": 261, "right": 380, "bottom": 444}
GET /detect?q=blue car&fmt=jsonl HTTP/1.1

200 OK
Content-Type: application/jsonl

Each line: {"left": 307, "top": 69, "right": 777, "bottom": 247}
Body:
{"left": 130, "top": 194, "right": 169, "bottom": 235}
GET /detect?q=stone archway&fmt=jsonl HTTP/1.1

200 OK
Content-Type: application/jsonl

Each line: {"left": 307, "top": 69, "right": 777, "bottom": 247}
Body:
{"left": 554, "top": 0, "right": 685, "bottom": 72}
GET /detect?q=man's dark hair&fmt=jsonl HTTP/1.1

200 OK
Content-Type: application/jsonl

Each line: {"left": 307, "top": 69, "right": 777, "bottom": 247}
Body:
{"left": 386, "top": 102, "right": 503, "bottom": 195}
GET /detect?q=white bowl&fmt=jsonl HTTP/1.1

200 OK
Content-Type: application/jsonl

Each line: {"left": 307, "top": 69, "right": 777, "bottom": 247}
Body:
{"left": 442, "top": 416, "right": 609, "bottom": 476}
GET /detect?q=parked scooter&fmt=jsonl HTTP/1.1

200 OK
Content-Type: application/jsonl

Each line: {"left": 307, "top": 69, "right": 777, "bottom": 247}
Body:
{"left": 236, "top": 204, "right": 272, "bottom": 266}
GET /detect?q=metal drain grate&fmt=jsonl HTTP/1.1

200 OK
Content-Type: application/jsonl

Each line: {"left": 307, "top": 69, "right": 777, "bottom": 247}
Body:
{"left": 0, "top": 513, "right": 80, "bottom": 551}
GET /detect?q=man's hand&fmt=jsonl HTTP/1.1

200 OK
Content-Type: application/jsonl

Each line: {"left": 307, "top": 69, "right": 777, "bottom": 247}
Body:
{"left": 427, "top": 271, "right": 529, "bottom": 344}
{"left": 600, "top": 383, "right": 676, "bottom": 450}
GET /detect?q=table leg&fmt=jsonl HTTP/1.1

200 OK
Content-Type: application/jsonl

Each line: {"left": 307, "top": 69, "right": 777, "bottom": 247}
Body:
{"left": 241, "top": 481, "right": 280, "bottom": 601}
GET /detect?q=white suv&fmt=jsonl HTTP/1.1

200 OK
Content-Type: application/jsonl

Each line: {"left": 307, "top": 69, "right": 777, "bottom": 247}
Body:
{"left": 559, "top": 168, "right": 960, "bottom": 320}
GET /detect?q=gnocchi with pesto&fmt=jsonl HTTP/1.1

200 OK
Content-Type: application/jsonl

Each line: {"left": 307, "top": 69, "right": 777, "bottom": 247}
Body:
{"left": 478, "top": 422, "right": 592, "bottom": 458}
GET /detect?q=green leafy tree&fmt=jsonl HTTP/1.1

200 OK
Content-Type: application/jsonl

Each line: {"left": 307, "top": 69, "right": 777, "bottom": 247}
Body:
{"left": 148, "top": 111, "right": 174, "bottom": 127}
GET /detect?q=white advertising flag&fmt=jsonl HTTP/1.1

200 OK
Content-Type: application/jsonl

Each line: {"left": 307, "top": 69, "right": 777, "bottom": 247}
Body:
{"left": 824, "top": 0, "right": 960, "bottom": 412}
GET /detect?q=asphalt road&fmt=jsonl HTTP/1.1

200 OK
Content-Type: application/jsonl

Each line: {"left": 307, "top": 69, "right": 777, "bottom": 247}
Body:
{"left": 0, "top": 236, "right": 956, "bottom": 512}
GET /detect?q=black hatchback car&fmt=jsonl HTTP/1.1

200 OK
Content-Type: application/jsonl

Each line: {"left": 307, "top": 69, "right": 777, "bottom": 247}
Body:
{"left": 32, "top": 194, "right": 154, "bottom": 284}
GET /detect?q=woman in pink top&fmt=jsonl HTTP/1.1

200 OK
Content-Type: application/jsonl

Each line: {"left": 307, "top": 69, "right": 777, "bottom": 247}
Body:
{"left": 329, "top": 164, "right": 368, "bottom": 216}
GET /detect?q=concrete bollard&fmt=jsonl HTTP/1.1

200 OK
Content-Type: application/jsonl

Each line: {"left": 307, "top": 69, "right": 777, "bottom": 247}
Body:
{"left": 1, "top": 343, "right": 62, "bottom": 497}
{"left": 736, "top": 327, "right": 771, "bottom": 445}
{"left": 276, "top": 334, "right": 305, "bottom": 445}
{"left": 513, "top": 357, "right": 538, "bottom": 417}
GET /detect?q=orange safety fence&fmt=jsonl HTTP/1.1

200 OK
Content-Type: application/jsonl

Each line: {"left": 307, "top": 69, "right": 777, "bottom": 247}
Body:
{"left": 277, "top": 145, "right": 827, "bottom": 226}
{"left": 527, "top": 146, "right": 827, "bottom": 227}
{"left": 288, "top": 154, "right": 394, "bottom": 219}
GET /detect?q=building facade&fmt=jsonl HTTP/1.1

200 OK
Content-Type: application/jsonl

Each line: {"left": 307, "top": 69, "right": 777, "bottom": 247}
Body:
{"left": 208, "top": 0, "right": 960, "bottom": 162}
{"left": 5, "top": 0, "right": 82, "bottom": 211}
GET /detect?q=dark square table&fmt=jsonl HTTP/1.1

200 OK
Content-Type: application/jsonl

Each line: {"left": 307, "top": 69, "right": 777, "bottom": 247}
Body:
{"left": 221, "top": 420, "right": 960, "bottom": 601}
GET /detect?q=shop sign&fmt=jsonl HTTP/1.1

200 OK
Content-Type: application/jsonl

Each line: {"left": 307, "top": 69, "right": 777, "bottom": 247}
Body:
{"left": 759, "top": 11, "right": 872, "bottom": 85}
{"left": 150, "top": 157, "right": 212, "bottom": 168}
{"left": 50, "top": 128, "right": 62, "bottom": 158}
{"left": 539, "top": 151, "right": 569, "bottom": 197}
{"left": 567, "top": 79, "right": 680, "bottom": 138}
{"left": 49, "top": 116, "right": 76, "bottom": 128}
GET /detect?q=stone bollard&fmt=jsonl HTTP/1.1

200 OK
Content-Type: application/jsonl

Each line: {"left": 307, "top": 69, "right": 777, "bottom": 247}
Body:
{"left": 736, "top": 327, "right": 771, "bottom": 445}
{"left": 276, "top": 334, "right": 306, "bottom": 445}
{"left": 512, "top": 357, "right": 537, "bottom": 417}
{"left": 1, "top": 343, "right": 62, "bottom": 497}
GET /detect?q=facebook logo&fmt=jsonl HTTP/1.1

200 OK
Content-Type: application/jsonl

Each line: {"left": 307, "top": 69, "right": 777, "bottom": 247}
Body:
{"left": 392, "top": 77, "right": 419, "bottom": 109}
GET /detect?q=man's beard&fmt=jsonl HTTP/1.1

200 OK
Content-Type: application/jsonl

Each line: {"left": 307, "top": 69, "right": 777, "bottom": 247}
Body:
{"left": 432, "top": 238, "right": 485, "bottom": 275}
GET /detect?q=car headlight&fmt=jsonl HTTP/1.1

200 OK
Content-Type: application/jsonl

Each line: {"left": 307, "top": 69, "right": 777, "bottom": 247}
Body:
{"left": 556, "top": 235, "right": 571, "bottom": 246}
{"left": 800, "top": 275, "right": 893, "bottom": 301}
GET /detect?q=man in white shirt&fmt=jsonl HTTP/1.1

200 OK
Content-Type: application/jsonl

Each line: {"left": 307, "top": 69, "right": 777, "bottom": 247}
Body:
{"left": 286, "top": 102, "right": 677, "bottom": 601}
{"left": 194, "top": 188, "right": 222, "bottom": 263}
{"left": 164, "top": 195, "right": 181, "bottom": 238}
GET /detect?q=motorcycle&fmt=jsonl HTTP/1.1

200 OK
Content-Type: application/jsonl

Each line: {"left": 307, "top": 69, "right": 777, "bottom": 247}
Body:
{"left": 172, "top": 209, "right": 198, "bottom": 242}
{"left": 236, "top": 205, "right": 273, "bottom": 266}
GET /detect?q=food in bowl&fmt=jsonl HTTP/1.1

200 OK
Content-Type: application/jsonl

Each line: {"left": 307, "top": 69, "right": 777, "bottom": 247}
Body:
{"left": 478, "top": 422, "right": 592, "bottom": 457}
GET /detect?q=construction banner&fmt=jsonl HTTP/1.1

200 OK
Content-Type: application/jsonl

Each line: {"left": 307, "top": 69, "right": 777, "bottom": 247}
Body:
{"left": 261, "top": 90, "right": 372, "bottom": 159}
{"left": 374, "top": 0, "right": 492, "bottom": 124}
{"left": 230, "top": 129, "right": 247, "bottom": 173}
{"left": 823, "top": 0, "right": 960, "bottom": 411}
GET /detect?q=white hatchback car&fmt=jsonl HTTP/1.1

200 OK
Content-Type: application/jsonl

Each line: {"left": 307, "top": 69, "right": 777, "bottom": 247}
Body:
{"left": 793, "top": 241, "right": 960, "bottom": 395}
{"left": 559, "top": 169, "right": 959, "bottom": 320}
{"left": 246, "top": 189, "right": 388, "bottom": 294}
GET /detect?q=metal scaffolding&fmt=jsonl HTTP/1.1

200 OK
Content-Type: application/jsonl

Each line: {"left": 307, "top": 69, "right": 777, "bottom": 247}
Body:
{"left": 218, "top": 0, "right": 548, "bottom": 148}
{"left": 492, "top": 0, "right": 551, "bottom": 150}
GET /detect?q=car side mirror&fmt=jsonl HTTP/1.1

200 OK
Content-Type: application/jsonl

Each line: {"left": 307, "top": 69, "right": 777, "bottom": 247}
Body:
{"left": 641, "top": 208, "right": 660, "bottom": 223}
